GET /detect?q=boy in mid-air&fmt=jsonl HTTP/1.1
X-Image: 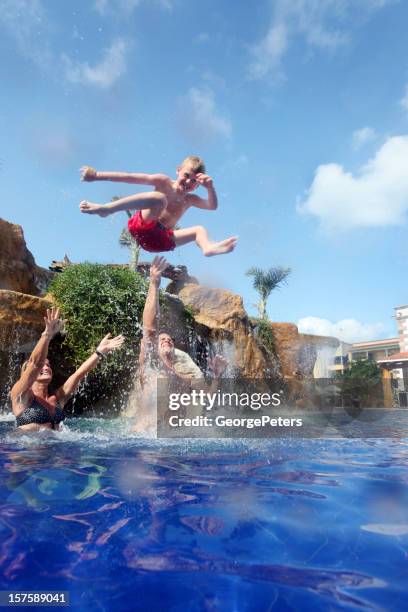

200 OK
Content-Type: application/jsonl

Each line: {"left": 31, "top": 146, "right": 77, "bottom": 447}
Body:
{"left": 79, "top": 156, "right": 237, "bottom": 256}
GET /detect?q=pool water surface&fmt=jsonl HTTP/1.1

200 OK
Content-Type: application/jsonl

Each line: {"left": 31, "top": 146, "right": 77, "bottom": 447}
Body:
{"left": 0, "top": 415, "right": 407, "bottom": 611}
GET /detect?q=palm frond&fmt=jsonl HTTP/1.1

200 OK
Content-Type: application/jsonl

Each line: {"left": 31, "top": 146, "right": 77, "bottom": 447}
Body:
{"left": 245, "top": 267, "right": 264, "bottom": 293}
{"left": 246, "top": 266, "right": 291, "bottom": 318}
{"left": 119, "top": 227, "right": 132, "bottom": 247}
{"left": 247, "top": 267, "right": 291, "bottom": 296}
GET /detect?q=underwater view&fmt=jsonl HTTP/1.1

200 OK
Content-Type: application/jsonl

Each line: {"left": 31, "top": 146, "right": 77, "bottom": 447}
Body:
{"left": 1, "top": 413, "right": 407, "bottom": 611}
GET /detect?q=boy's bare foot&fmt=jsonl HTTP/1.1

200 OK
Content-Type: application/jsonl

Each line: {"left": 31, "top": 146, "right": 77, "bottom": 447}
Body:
{"left": 79, "top": 200, "right": 110, "bottom": 217}
{"left": 203, "top": 236, "right": 238, "bottom": 257}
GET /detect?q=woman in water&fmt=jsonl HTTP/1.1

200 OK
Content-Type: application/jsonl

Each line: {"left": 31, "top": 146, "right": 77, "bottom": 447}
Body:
{"left": 10, "top": 307, "right": 125, "bottom": 432}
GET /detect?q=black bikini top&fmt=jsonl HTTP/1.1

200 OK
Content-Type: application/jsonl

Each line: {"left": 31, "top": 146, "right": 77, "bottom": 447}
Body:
{"left": 15, "top": 396, "right": 65, "bottom": 429}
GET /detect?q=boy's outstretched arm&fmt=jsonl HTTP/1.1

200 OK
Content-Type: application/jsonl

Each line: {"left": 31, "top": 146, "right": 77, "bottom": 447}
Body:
{"left": 80, "top": 166, "right": 167, "bottom": 187}
{"left": 189, "top": 173, "right": 218, "bottom": 210}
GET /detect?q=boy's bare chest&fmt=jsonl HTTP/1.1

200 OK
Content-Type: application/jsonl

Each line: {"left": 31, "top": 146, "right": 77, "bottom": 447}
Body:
{"left": 160, "top": 190, "right": 189, "bottom": 219}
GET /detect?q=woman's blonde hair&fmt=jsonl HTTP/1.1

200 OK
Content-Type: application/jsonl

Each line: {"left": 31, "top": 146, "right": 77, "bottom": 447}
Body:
{"left": 20, "top": 358, "right": 51, "bottom": 377}
{"left": 20, "top": 360, "right": 30, "bottom": 376}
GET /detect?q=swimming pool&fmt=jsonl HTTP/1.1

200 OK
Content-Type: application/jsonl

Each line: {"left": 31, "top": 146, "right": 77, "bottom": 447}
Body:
{"left": 0, "top": 414, "right": 407, "bottom": 611}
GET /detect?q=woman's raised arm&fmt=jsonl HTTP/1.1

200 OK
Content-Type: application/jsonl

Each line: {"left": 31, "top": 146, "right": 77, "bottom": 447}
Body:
{"left": 10, "top": 308, "right": 65, "bottom": 406}
{"left": 56, "top": 333, "right": 125, "bottom": 407}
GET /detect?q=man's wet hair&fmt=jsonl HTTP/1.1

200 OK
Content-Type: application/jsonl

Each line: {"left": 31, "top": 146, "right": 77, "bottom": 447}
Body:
{"left": 158, "top": 330, "right": 178, "bottom": 347}
{"left": 158, "top": 329, "right": 175, "bottom": 340}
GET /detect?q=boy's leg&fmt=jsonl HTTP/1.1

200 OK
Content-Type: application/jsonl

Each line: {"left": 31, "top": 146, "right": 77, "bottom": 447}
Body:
{"left": 173, "top": 226, "right": 238, "bottom": 256}
{"left": 80, "top": 191, "right": 166, "bottom": 218}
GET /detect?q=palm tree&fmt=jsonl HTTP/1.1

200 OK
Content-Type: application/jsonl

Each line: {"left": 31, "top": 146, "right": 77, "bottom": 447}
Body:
{"left": 116, "top": 199, "right": 140, "bottom": 270}
{"left": 246, "top": 266, "right": 291, "bottom": 320}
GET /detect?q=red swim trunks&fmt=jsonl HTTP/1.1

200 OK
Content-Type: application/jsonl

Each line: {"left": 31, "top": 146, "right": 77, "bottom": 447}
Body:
{"left": 128, "top": 211, "right": 176, "bottom": 253}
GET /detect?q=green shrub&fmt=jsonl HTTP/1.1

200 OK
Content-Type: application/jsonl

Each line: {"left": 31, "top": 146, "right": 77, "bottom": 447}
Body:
{"left": 48, "top": 264, "right": 148, "bottom": 408}
{"left": 183, "top": 304, "right": 196, "bottom": 331}
{"left": 254, "top": 318, "right": 275, "bottom": 354}
{"left": 334, "top": 359, "right": 383, "bottom": 410}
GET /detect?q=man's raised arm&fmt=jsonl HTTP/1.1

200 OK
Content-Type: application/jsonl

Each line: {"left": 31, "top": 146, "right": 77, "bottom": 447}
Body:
{"left": 138, "top": 256, "right": 169, "bottom": 372}
{"left": 142, "top": 256, "right": 168, "bottom": 337}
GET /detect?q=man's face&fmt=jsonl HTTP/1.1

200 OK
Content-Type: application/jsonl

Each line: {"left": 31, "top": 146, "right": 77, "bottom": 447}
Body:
{"left": 176, "top": 163, "right": 198, "bottom": 193}
{"left": 158, "top": 333, "right": 175, "bottom": 358}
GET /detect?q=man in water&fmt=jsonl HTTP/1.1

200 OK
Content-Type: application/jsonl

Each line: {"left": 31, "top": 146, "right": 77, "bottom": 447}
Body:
{"left": 133, "top": 256, "right": 228, "bottom": 434}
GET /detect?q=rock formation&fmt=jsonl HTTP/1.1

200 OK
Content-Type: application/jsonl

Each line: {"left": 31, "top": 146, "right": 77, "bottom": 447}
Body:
{"left": 49, "top": 255, "right": 72, "bottom": 273}
{"left": 0, "top": 290, "right": 51, "bottom": 350}
{"left": 271, "top": 323, "right": 338, "bottom": 379}
{"left": 167, "top": 283, "right": 279, "bottom": 378}
{"left": 0, "top": 218, "right": 54, "bottom": 295}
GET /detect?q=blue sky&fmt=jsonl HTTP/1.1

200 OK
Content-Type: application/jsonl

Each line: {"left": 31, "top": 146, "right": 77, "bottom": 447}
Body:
{"left": 1, "top": 0, "right": 407, "bottom": 342}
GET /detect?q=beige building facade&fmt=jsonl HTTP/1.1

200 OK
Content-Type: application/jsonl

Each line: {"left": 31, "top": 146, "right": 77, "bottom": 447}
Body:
{"left": 377, "top": 305, "right": 408, "bottom": 408}
{"left": 325, "top": 305, "right": 408, "bottom": 407}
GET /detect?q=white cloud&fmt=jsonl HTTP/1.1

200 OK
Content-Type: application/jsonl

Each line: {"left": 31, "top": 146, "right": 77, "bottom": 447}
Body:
{"left": 297, "top": 135, "right": 408, "bottom": 231}
{"left": 400, "top": 85, "right": 408, "bottom": 112}
{"left": 0, "top": 1, "right": 131, "bottom": 88}
{"left": 352, "top": 126, "right": 377, "bottom": 150}
{"left": 179, "top": 87, "right": 232, "bottom": 143}
{"left": 94, "top": 0, "right": 141, "bottom": 14}
{"left": 298, "top": 316, "right": 386, "bottom": 343}
{"left": 0, "top": 0, "right": 52, "bottom": 69}
{"left": 250, "top": 23, "right": 288, "bottom": 79}
{"left": 63, "top": 39, "right": 128, "bottom": 88}
{"left": 94, "top": 0, "right": 172, "bottom": 15}
{"left": 230, "top": 154, "right": 249, "bottom": 167}
{"left": 248, "top": 0, "right": 394, "bottom": 79}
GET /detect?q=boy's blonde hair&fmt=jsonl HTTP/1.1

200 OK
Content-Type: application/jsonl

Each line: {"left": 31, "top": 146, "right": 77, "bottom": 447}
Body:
{"left": 181, "top": 156, "right": 206, "bottom": 174}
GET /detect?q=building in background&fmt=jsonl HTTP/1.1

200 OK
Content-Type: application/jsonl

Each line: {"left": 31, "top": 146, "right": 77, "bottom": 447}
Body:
{"left": 328, "top": 341, "right": 352, "bottom": 374}
{"left": 324, "top": 305, "right": 408, "bottom": 408}
{"left": 350, "top": 337, "right": 400, "bottom": 363}
{"left": 395, "top": 304, "right": 408, "bottom": 353}
{"left": 377, "top": 305, "right": 408, "bottom": 408}
{"left": 327, "top": 338, "right": 399, "bottom": 375}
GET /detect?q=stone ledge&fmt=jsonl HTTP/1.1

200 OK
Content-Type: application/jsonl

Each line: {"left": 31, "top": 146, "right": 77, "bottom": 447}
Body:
{"left": 0, "top": 290, "right": 52, "bottom": 351}
{"left": 0, "top": 218, "right": 54, "bottom": 295}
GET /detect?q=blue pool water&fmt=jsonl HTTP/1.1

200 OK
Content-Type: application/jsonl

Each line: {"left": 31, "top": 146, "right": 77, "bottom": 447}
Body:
{"left": 0, "top": 414, "right": 407, "bottom": 611}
